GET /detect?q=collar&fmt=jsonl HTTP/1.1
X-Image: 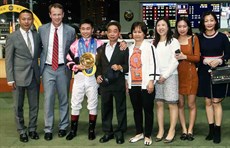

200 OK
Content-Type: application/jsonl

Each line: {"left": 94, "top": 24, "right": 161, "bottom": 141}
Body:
{"left": 106, "top": 41, "right": 117, "bottom": 48}
{"left": 51, "top": 23, "right": 63, "bottom": 30}
{"left": 20, "top": 27, "right": 31, "bottom": 34}
{"left": 83, "top": 37, "right": 91, "bottom": 41}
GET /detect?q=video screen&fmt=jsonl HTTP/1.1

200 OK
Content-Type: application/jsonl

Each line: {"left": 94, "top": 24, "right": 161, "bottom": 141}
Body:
{"left": 142, "top": 3, "right": 177, "bottom": 28}
{"left": 142, "top": 2, "right": 230, "bottom": 29}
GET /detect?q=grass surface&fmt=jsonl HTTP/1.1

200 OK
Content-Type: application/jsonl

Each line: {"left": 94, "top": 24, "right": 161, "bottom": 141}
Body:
{"left": 0, "top": 92, "right": 230, "bottom": 147}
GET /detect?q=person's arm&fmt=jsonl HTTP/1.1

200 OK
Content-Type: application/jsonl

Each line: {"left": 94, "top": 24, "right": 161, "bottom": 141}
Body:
{"left": 95, "top": 46, "right": 103, "bottom": 84}
{"left": 5, "top": 35, "right": 15, "bottom": 84}
{"left": 222, "top": 34, "right": 230, "bottom": 62}
{"left": 186, "top": 35, "right": 200, "bottom": 63}
{"left": 162, "top": 39, "right": 180, "bottom": 79}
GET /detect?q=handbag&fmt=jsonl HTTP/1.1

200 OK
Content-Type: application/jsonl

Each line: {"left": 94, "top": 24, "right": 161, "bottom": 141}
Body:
{"left": 210, "top": 66, "right": 230, "bottom": 84}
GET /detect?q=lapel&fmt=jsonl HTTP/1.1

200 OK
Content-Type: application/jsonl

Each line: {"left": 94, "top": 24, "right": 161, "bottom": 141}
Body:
{"left": 16, "top": 30, "right": 32, "bottom": 58}
{"left": 62, "top": 24, "right": 67, "bottom": 55}
{"left": 44, "top": 24, "right": 51, "bottom": 54}
{"left": 31, "top": 30, "right": 37, "bottom": 58}
{"left": 109, "top": 42, "right": 120, "bottom": 63}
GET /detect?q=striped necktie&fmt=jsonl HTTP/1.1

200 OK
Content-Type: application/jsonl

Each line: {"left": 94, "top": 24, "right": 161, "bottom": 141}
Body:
{"left": 27, "top": 31, "right": 33, "bottom": 57}
{"left": 52, "top": 28, "right": 59, "bottom": 71}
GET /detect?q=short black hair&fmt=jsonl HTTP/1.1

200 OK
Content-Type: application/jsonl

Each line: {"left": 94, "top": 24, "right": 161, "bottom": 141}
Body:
{"left": 19, "top": 9, "right": 33, "bottom": 19}
{"left": 106, "top": 21, "right": 121, "bottom": 32}
{"left": 79, "top": 19, "right": 94, "bottom": 28}
{"left": 131, "top": 21, "right": 148, "bottom": 35}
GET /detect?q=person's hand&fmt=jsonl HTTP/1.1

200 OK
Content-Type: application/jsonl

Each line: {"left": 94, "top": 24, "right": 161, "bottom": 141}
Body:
{"left": 209, "top": 59, "right": 221, "bottom": 68}
{"left": 77, "top": 64, "right": 86, "bottom": 70}
{"left": 96, "top": 75, "right": 103, "bottom": 84}
{"left": 8, "top": 82, "right": 16, "bottom": 90}
{"left": 146, "top": 80, "right": 154, "bottom": 94}
{"left": 119, "top": 40, "right": 127, "bottom": 51}
{"left": 158, "top": 76, "right": 166, "bottom": 84}
{"left": 111, "top": 64, "right": 122, "bottom": 71}
{"left": 175, "top": 52, "right": 187, "bottom": 60}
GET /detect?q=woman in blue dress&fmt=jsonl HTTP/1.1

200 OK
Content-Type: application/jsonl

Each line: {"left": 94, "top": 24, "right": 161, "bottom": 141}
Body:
{"left": 197, "top": 11, "right": 230, "bottom": 144}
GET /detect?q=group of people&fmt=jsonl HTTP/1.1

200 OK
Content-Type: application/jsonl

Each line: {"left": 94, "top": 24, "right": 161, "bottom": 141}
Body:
{"left": 5, "top": 2, "right": 230, "bottom": 146}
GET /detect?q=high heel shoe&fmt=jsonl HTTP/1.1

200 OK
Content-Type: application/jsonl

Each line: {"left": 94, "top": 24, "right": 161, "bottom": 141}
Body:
{"left": 155, "top": 136, "right": 163, "bottom": 142}
{"left": 164, "top": 136, "right": 175, "bottom": 143}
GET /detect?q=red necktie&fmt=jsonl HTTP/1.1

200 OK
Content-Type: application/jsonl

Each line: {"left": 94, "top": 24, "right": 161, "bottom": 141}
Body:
{"left": 52, "top": 28, "right": 58, "bottom": 71}
{"left": 85, "top": 39, "right": 89, "bottom": 48}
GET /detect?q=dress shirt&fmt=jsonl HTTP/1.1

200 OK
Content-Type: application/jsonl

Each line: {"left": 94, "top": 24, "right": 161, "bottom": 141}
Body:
{"left": 20, "top": 28, "right": 34, "bottom": 56}
{"left": 105, "top": 42, "right": 117, "bottom": 62}
{"left": 46, "top": 23, "right": 64, "bottom": 64}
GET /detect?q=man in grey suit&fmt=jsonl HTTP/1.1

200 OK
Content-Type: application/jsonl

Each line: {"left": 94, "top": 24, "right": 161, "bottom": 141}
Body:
{"left": 5, "top": 9, "right": 41, "bottom": 143}
{"left": 38, "top": 3, "right": 76, "bottom": 141}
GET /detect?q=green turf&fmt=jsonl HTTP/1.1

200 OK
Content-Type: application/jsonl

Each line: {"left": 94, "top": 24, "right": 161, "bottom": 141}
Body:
{"left": 0, "top": 92, "right": 230, "bottom": 147}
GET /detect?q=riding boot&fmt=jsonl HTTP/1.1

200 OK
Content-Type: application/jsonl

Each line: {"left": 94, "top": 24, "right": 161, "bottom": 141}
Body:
{"left": 88, "top": 114, "right": 97, "bottom": 140}
{"left": 66, "top": 115, "right": 79, "bottom": 140}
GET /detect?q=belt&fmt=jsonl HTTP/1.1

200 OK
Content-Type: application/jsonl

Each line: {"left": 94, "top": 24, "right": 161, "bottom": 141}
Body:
{"left": 45, "top": 63, "right": 65, "bottom": 66}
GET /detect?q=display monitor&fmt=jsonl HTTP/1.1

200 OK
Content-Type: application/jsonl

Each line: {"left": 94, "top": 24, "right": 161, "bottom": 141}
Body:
{"left": 142, "top": 2, "right": 230, "bottom": 29}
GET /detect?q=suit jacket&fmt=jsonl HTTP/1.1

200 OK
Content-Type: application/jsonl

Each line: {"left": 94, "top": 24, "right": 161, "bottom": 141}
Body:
{"left": 96, "top": 42, "right": 129, "bottom": 91}
{"left": 5, "top": 29, "right": 41, "bottom": 86}
{"left": 38, "top": 23, "right": 76, "bottom": 78}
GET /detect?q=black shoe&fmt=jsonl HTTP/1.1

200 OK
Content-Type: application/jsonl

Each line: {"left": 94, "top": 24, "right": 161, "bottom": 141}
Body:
{"left": 44, "top": 132, "right": 53, "bottom": 141}
{"left": 29, "top": 131, "right": 39, "bottom": 140}
{"left": 66, "top": 131, "right": 76, "bottom": 141}
{"left": 213, "top": 126, "right": 221, "bottom": 144}
{"left": 187, "top": 133, "right": 194, "bottom": 141}
{"left": 88, "top": 129, "right": 95, "bottom": 140}
{"left": 20, "top": 133, "right": 28, "bottom": 143}
{"left": 205, "top": 133, "right": 213, "bottom": 140}
{"left": 206, "top": 123, "right": 214, "bottom": 140}
{"left": 99, "top": 134, "right": 114, "bottom": 143}
{"left": 116, "top": 135, "right": 125, "bottom": 144}
{"left": 180, "top": 133, "right": 187, "bottom": 140}
{"left": 58, "top": 130, "right": 67, "bottom": 137}
{"left": 155, "top": 136, "right": 163, "bottom": 142}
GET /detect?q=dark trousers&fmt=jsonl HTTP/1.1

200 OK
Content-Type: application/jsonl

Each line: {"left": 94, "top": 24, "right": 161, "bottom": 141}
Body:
{"left": 129, "top": 86, "right": 155, "bottom": 137}
{"left": 100, "top": 89, "right": 127, "bottom": 137}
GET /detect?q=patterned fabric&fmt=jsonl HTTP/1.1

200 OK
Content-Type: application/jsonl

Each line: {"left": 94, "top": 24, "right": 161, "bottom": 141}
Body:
{"left": 52, "top": 28, "right": 58, "bottom": 71}
{"left": 130, "top": 47, "right": 142, "bottom": 85}
{"left": 155, "top": 74, "right": 179, "bottom": 104}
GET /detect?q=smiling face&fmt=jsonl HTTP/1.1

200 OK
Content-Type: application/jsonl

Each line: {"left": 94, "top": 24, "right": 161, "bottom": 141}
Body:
{"left": 156, "top": 20, "right": 168, "bottom": 37}
{"left": 107, "top": 25, "right": 120, "bottom": 43}
{"left": 177, "top": 20, "right": 189, "bottom": 36}
{"left": 19, "top": 12, "right": 33, "bottom": 32}
{"left": 49, "top": 7, "right": 64, "bottom": 28}
{"left": 80, "top": 23, "right": 94, "bottom": 39}
{"left": 204, "top": 14, "right": 216, "bottom": 32}
{"left": 132, "top": 26, "right": 145, "bottom": 43}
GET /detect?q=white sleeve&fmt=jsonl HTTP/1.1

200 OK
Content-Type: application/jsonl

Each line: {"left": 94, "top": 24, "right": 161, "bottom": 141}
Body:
{"left": 162, "top": 39, "right": 180, "bottom": 79}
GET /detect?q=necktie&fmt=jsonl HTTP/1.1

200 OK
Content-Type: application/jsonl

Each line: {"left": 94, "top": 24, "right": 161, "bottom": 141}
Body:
{"left": 85, "top": 39, "right": 89, "bottom": 48}
{"left": 27, "top": 31, "right": 33, "bottom": 57}
{"left": 52, "top": 28, "right": 59, "bottom": 71}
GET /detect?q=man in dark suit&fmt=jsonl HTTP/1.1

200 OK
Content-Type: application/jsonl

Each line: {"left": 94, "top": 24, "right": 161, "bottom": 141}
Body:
{"left": 38, "top": 3, "right": 76, "bottom": 141}
{"left": 5, "top": 9, "right": 41, "bottom": 143}
{"left": 95, "top": 21, "right": 129, "bottom": 144}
